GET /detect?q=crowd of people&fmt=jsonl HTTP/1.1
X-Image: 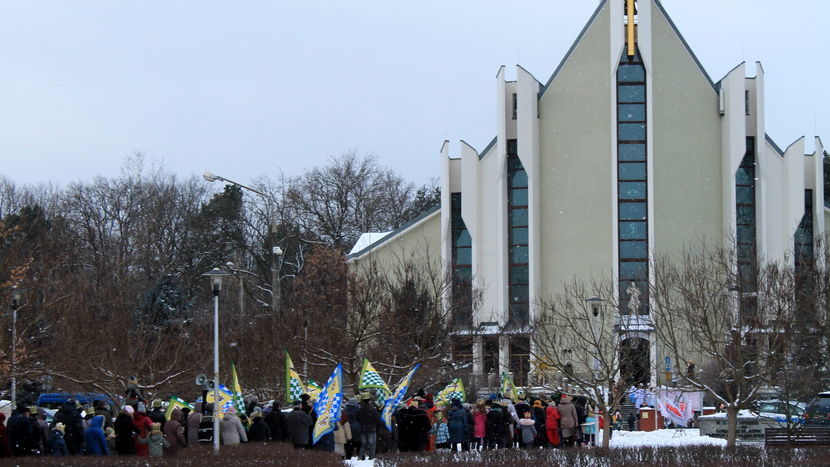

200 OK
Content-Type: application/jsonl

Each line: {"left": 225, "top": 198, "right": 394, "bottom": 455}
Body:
{"left": 0, "top": 389, "right": 614, "bottom": 460}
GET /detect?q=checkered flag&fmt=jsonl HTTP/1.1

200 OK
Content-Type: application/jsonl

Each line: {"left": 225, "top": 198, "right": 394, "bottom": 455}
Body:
{"left": 358, "top": 358, "right": 390, "bottom": 393}
{"left": 285, "top": 352, "right": 305, "bottom": 403}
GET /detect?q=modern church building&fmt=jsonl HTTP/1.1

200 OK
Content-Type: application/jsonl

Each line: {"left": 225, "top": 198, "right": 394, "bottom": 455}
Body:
{"left": 347, "top": 0, "right": 827, "bottom": 387}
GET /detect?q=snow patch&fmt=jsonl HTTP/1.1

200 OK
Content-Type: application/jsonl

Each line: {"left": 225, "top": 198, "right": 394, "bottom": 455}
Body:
{"left": 349, "top": 231, "right": 392, "bottom": 255}
{"left": 610, "top": 429, "right": 727, "bottom": 448}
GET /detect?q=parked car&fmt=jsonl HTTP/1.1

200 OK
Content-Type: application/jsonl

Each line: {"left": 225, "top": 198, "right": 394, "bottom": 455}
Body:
{"left": 36, "top": 392, "right": 115, "bottom": 411}
{"left": 755, "top": 399, "right": 806, "bottom": 422}
{"left": 804, "top": 392, "right": 830, "bottom": 426}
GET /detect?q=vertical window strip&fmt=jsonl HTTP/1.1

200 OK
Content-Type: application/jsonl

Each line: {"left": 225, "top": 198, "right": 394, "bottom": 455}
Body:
{"left": 736, "top": 137, "right": 757, "bottom": 293}
{"left": 795, "top": 189, "right": 814, "bottom": 269}
{"left": 451, "top": 193, "right": 472, "bottom": 327}
{"left": 617, "top": 49, "right": 648, "bottom": 315}
{"left": 507, "top": 140, "right": 529, "bottom": 327}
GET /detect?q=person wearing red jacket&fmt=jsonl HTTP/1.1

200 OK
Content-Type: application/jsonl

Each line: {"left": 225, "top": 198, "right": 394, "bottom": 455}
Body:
{"left": 545, "top": 402, "right": 561, "bottom": 447}
{"left": 132, "top": 403, "right": 153, "bottom": 456}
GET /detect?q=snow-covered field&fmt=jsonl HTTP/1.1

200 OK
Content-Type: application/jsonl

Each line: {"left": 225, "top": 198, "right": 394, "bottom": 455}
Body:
{"left": 343, "top": 429, "right": 727, "bottom": 466}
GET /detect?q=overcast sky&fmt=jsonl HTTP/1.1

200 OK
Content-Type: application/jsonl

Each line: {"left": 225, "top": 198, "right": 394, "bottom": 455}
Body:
{"left": 2, "top": 0, "right": 828, "bottom": 188}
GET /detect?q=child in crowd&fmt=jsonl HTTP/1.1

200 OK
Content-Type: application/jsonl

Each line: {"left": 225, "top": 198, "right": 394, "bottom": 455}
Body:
{"left": 433, "top": 411, "right": 450, "bottom": 450}
{"left": 139, "top": 423, "right": 170, "bottom": 457}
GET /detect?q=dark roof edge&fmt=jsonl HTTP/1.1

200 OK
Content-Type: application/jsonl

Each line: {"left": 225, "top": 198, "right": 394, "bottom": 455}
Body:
{"left": 539, "top": 0, "right": 607, "bottom": 99}
{"left": 654, "top": 0, "right": 718, "bottom": 93}
{"left": 478, "top": 136, "right": 497, "bottom": 160}
{"left": 783, "top": 136, "right": 805, "bottom": 153}
{"left": 765, "top": 133, "right": 784, "bottom": 157}
{"left": 715, "top": 61, "right": 746, "bottom": 85}
{"left": 346, "top": 205, "right": 441, "bottom": 260}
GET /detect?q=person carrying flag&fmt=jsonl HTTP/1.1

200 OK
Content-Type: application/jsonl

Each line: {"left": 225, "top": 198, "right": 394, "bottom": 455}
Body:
{"left": 356, "top": 392, "right": 381, "bottom": 460}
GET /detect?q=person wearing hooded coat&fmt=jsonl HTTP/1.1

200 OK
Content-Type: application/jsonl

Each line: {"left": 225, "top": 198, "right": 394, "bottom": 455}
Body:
{"left": 52, "top": 402, "right": 84, "bottom": 455}
{"left": 84, "top": 415, "right": 109, "bottom": 456}
{"left": 114, "top": 406, "right": 137, "bottom": 455}
{"left": 247, "top": 412, "right": 271, "bottom": 442}
{"left": 356, "top": 394, "right": 381, "bottom": 460}
{"left": 397, "top": 402, "right": 430, "bottom": 452}
{"left": 286, "top": 401, "right": 313, "bottom": 448}
{"left": 484, "top": 400, "right": 505, "bottom": 450}
{"left": 545, "top": 402, "right": 561, "bottom": 447}
{"left": 557, "top": 395, "right": 579, "bottom": 447}
{"left": 531, "top": 400, "right": 547, "bottom": 447}
{"left": 8, "top": 406, "right": 32, "bottom": 456}
{"left": 264, "top": 403, "right": 287, "bottom": 442}
{"left": 186, "top": 402, "right": 203, "bottom": 446}
{"left": 219, "top": 407, "right": 248, "bottom": 445}
{"left": 132, "top": 403, "right": 154, "bottom": 456}
{"left": 446, "top": 399, "right": 470, "bottom": 451}
{"left": 162, "top": 408, "right": 186, "bottom": 455}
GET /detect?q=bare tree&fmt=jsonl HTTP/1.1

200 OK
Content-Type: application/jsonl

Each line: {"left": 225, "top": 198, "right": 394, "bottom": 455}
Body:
{"left": 532, "top": 277, "right": 644, "bottom": 448}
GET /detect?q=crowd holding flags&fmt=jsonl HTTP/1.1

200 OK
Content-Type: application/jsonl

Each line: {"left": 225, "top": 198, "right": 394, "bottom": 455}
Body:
{"left": 311, "top": 364, "right": 344, "bottom": 444}
{"left": 381, "top": 363, "right": 420, "bottom": 431}
{"left": 435, "top": 377, "right": 466, "bottom": 405}
{"left": 164, "top": 396, "right": 194, "bottom": 420}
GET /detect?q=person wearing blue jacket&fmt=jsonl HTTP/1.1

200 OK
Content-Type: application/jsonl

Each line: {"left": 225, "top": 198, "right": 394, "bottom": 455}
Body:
{"left": 447, "top": 399, "right": 470, "bottom": 452}
{"left": 84, "top": 415, "right": 109, "bottom": 455}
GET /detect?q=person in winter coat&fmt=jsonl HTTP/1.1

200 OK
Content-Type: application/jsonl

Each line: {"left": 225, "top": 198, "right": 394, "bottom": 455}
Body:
{"left": 446, "top": 399, "right": 469, "bottom": 451}
{"left": 247, "top": 413, "right": 271, "bottom": 442}
{"left": 484, "top": 400, "right": 505, "bottom": 450}
{"left": 52, "top": 402, "right": 84, "bottom": 455}
{"left": 356, "top": 394, "right": 381, "bottom": 460}
{"left": 0, "top": 413, "right": 12, "bottom": 457}
{"left": 93, "top": 401, "right": 114, "bottom": 429}
{"left": 517, "top": 412, "right": 537, "bottom": 448}
{"left": 149, "top": 400, "right": 166, "bottom": 429}
{"left": 285, "top": 401, "right": 313, "bottom": 448}
{"left": 132, "top": 403, "right": 154, "bottom": 456}
{"left": 343, "top": 398, "right": 361, "bottom": 458}
{"left": 186, "top": 402, "right": 203, "bottom": 446}
{"left": 532, "top": 400, "right": 547, "bottom": 447}
{"left": 29, "top": 411, "right": 50, "bottom": 455}
{"left": 557, "top": 395, "right": 579, "bottom": 447}
{"left": 333, "top": 413, "right": 352, "bottom": 458}
{"left": 397, "top": 402, "right": 431, "bottom": 452}
{"left": 162, "top": 408, "right": 186, "bottom": 455}
{"left": 545, "top": 402, "right": 561, "bottom": 447}
{"left": 471, "top": 401, "right": 487, "bottom": 451}
{"left": 219, "top": 408, "right": 248, "bottom": 446}
{"left": 264, "top": 403, "right": 287, "bottom": 442}
{"left": 47, "top": 424, "right": 68, "bottom": 457}
{"left": 84, "top": 415, "right": 109, "bottom": 455}
{"left": 114, "top": 406, "right": 137, "bottom": 455}
{"left": 138, "top": 423, "right": 169, "bottom": 457}
{"left": 8, "top": 406, "right": 32, "bottom": 456}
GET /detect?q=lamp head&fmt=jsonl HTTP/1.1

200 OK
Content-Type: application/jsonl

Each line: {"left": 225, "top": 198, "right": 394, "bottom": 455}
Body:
{"left": 10, "top": 286, "right": 22, "bottom": 308}
{"left": 202, "top": 268, "right": 231, "bottom": 295}
{"left": 202, "top": 171, "right": 219, "bottom": 183}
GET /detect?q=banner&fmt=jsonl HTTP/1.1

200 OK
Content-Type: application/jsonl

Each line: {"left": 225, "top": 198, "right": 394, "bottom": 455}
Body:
{"left": 311, "top": 364, "right": 344, "bottom": 444}
{"left": 435, "top": 378, "right": 466, "bottom": 406}
{"left": 285, "top": 351, "right": 305, "bottom": 403}
{"left": 655, "top": 389, "right": 704, "bottom": 427}
{"left": 306, "top": 379, "right": 323, "bottom": 401}
{"left": 205, "top": 383, "right": 235, "bottom": 418}
{"left": 381, "top": 364, "right": 420, "bottom": 432}
{"left": 164, "top": 396, "right": 193, "bottom": 420}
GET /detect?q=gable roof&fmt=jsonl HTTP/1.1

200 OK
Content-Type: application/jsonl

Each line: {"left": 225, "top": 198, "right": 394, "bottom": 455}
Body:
{"left": 345, "top": 205, "right": 440, "bottom": 260}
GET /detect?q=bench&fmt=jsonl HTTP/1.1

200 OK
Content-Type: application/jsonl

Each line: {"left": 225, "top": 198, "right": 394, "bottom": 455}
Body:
{"left": 765, "top": 427, "right": 830, "bottom": 446}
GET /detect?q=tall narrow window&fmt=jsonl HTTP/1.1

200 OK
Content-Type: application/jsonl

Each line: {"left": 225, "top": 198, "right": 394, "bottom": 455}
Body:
{"left": 617, "top": 48, "right": 648, "bottom": 315}
{"left": 511, "top": 93, "right": 518, "bottom": 120}
{"left": 507, "top": 139, "right": 529, "bottom": 327}
{"left": 795, "top": 189, "right": 814, "bottom": 272}
{"left": 509, "top": 336, "right": 530, "bottom": 386}
{"left": 451, "top": 193, "right": 473, "bottom": 327}
{"left": 736, "top": 137, "right": 757, "bottom": 296}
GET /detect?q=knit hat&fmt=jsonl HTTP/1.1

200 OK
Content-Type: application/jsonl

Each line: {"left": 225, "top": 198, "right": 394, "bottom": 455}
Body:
{"left": 151, "top": 422, "right": 162, "bottom": 433}
{"left": 137, "top": 402, "right": 147, "bottom": 413}
{"left": 105, "top": 427, "right": 115, "bottom": 438}
{"left": 360, "top": 392, "right": 372, "bottom": 401}
{"left": 123, "top": 405, "right": 135, "bottom": 415}
{"left": 226, "top": 406, "right": 237, "bottom": 415}
{"left": 533, "top": 400, "right": 543, "bottom": 408}
{"left": 151, "top": 399, "right": 163, "bottom": 409}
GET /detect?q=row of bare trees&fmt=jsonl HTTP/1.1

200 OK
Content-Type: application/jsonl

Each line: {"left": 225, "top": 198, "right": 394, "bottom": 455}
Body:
{"left": 532, "top": 242, "right": 830, "bottom": 447}
{"left": 0, "top": 151, "right": 443, "bottom": 404}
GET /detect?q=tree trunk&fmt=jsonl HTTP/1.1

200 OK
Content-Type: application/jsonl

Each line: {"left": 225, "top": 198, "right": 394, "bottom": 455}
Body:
{"left": 726, "top": 406, "right": 738, "bottom": 447}
{"left": 602, "top": 413, "right": 612, "bottom": 448}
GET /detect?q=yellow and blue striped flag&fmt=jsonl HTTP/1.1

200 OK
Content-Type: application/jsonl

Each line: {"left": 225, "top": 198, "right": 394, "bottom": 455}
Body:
{"left": 381, "top": 364, "right": 419, "bottom": 432}
{"left": 311, "top": 363, "right": 344, "bottom": 444}
{"left": 435, "top": 378, "right": 466, "bottom": 406}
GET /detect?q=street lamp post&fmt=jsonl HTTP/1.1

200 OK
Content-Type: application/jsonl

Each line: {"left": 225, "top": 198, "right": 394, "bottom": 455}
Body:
{"left": 202, "top": 267, "right": 231, "bottom": 454}
{"left": 9, "top": 287, "right": 22, "bottom": 408}
{"left": 203, "top": 171, "right": 283, "bottom": 315}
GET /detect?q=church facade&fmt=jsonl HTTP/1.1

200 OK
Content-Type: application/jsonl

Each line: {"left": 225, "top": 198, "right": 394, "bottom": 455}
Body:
{"left": 348, "top": 0, "right": 827, "bottom": 387}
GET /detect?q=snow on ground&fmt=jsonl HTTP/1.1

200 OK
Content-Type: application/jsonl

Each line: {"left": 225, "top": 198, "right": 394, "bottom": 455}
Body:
{"left": 609, "top": 428, "right": 727, "bottom": 448}
{"left": 344, "top": 460, "right": 375, "bottom": 467}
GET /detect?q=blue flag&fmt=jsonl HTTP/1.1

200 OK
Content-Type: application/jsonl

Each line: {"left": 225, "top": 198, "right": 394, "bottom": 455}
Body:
{"left": 381, "top": 363, "right": 420, "bottom": 432}
{"left": 311, "top": 364, "right": 344, "bottom": 444}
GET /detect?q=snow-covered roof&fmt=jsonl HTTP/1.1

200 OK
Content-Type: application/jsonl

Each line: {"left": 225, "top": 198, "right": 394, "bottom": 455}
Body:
{"left": 348, "top": 231, "right": 392, "bottom": 255}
